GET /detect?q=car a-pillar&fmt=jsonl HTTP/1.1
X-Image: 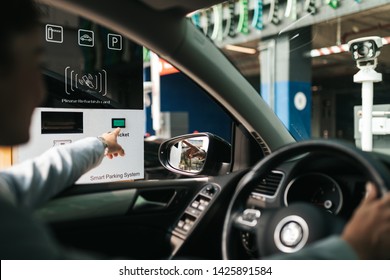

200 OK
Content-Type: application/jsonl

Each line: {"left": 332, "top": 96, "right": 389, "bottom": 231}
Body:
{"left": 260, "top": 26, "right": 312, "bottom": 140}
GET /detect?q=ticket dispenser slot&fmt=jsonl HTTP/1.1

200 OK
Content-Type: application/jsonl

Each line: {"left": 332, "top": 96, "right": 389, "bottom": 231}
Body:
{"left": 41, "top": 111, "right": 83, "bottom": 134}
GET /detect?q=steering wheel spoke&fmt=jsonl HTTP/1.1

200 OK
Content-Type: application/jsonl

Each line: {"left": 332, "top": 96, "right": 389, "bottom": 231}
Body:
{"left": 233, "top": 208, "right": 261, "bottom": 233}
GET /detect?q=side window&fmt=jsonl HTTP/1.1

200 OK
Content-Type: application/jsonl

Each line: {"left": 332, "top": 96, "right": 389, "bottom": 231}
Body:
{"left": 11, "top": 4, "right": 235, "bottom": 183}
{"left": 144, "top": 66, "right": 233, "bottom": 140}
{"left": 143, "top": 59, "right": 234, "bottom": 179}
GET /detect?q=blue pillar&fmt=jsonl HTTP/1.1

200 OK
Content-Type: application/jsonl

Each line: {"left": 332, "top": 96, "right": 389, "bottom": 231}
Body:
{"left": 260, "top": 27, "right": 312, "bottom": 140}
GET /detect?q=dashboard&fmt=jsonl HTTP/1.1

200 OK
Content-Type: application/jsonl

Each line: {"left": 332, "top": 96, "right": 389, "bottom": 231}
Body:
{"left": 285, "top": 173, "right": 344, "bottom": 215}
{"left": 240, "top": 153, "right": 369, "bottom": 257}
{"left": 249, "top": 155, "right": 368, "bottom": 219}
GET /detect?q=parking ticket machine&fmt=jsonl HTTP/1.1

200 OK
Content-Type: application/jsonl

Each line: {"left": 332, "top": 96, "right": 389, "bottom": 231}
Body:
{"left": 12, "top": 7, "right": 144, "bottom": 184}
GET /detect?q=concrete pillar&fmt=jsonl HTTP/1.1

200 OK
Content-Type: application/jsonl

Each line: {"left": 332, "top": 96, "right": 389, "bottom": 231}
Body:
{"left": 260, "top": 27, "right": 312, "bottom": 140}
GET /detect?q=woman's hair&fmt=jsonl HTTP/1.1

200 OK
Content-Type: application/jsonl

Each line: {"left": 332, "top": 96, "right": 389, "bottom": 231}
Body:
{"left": 0, "top": 0, "right": 40, "bottom": 69}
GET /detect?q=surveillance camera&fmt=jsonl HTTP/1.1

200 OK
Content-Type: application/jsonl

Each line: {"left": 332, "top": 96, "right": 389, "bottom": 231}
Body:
{"left": 348, "top": 36, "right": 383, "bottom": 62}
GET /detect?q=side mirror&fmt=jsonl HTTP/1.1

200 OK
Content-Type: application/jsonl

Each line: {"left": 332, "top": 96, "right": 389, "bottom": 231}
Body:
{"left": 158, "top": 133, "right": 231, "bottom": 176}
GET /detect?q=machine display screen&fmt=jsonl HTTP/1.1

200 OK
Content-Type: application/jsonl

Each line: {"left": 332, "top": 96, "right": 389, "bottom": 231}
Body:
{"left": 40, "top": 6, "right": 143, "bottom": 110}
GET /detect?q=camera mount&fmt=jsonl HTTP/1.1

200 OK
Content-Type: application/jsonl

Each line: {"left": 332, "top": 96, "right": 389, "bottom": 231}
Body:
{"left": 348, "top": 36, "right": 383, "bottom": 152}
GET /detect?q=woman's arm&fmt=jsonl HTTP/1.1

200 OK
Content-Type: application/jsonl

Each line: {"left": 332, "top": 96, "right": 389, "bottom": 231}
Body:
{"left": 0, "top": 137, "right": 105, "bottom": 208}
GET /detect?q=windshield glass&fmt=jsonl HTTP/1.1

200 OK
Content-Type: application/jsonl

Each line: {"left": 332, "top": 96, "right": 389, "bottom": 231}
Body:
{"left": 189, "top": 0, "right": 390, "bottom": 154}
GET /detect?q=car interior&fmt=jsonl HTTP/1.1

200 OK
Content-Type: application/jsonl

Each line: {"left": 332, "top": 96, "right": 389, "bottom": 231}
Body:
{"left": 25, "top": 0, "right": 390, "bottom": 260}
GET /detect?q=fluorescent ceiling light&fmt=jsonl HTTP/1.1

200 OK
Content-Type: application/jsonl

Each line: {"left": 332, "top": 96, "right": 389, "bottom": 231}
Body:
{"left": 225, "top": 44, "right": 257, "bottom": 54}
{"left": 309, "top": 37, "right": 390, "bottom": 58}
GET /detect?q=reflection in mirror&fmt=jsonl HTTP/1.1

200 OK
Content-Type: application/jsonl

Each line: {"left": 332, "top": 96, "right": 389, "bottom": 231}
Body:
{"left": 169, "top": 136, "right": 209, "bottom": 173}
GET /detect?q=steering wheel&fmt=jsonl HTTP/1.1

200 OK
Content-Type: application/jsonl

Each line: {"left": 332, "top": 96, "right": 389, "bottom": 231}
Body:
{"left": 222, "top": 139, "right": 390, "bottom": 259}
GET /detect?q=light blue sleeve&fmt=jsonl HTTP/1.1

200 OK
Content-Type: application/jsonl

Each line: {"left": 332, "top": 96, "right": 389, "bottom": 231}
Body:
{"left": 267, "top": 235, "right": 358, "bottom": 260}
{"left": 0, "top": 137, "right": 105, "bottom": 209}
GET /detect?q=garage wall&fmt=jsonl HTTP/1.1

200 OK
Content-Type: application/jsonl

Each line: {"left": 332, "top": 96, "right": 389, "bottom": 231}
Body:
{"left": 145, "top": 72, "right": 233, "bottom": 142}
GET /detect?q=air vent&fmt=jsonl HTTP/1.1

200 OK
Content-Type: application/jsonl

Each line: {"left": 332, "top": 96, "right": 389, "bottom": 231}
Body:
{"left": 251, "top": 132, "right": 271, "bottom": 156}
{"left": 252, "top": 171, "right": 283, "bottom": 197}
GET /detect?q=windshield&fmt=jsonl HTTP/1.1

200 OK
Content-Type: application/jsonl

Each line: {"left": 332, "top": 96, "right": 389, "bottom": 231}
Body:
{"left": 189, "top": 1, "right": 390, "bottom": 154}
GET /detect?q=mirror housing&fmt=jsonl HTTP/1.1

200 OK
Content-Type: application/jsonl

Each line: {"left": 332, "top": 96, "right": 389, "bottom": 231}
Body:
{"left": 158, "top": 133, "right": 231, "bottom": 176}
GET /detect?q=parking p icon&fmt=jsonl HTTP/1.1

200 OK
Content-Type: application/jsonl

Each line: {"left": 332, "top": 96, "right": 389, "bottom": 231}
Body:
{"left": 108, "top": 33, "right": 122, "bottom": 50}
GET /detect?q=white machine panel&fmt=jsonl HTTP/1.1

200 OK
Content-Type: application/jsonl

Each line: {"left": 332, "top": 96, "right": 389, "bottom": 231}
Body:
{"left": 12, "top": 6, "right": 145, "bottom": 184}
{"left": 14, "top": 108, "right": 144, "bottom": 184}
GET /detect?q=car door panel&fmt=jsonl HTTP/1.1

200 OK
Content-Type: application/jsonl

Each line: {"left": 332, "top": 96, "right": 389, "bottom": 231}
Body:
{"left": 36, "top": 178, "right": 208, "bottom": 259}
{"left": 35, "top": 172, "right": 245, "bottom": 259}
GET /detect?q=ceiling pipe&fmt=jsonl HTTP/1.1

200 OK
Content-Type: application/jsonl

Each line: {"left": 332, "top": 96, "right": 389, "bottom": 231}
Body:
{"left": 341, "top": 23, "right": 390, "bottom": 44}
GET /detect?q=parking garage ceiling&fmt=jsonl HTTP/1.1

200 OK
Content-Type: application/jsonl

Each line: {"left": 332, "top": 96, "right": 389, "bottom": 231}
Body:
{"left": 221, "top": 4, "right": 390, "bottom": 79}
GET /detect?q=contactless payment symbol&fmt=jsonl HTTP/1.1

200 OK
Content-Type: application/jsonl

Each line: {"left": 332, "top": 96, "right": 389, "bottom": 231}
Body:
{"left": 65, "top": 67, "right": 107, "bottom": 96}
{"left": 108, "top": 33, "right": 122, "bottom": 50}
{"left": 46, "top": 24, "right": 63, "bottom": 43}
{"left": 78, "top": 29, "right": 94, "bottom": 47}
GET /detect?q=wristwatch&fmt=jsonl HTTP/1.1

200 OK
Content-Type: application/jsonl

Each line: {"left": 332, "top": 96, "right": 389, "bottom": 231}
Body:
{"left": 97, "top": 136, "right": 109, "bottom": 149}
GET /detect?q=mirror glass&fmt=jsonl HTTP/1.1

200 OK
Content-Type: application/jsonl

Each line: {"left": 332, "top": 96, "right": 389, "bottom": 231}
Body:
{"left": 168, "top": 136, "right": 209, "bottom": 173}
